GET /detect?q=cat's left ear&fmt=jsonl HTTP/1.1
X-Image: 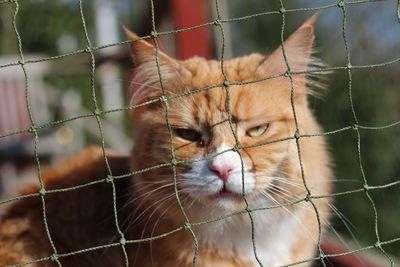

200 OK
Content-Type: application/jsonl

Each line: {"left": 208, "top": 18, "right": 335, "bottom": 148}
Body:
{"left": 256, "top": 14, "right": 319, "bottom": 93}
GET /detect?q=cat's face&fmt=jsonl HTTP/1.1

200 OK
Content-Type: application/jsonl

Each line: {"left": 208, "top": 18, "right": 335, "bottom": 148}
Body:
{"left": 166, "top": 72, "right": 296, "bottom": 211}
{"left": 128, "top": 15, "right": 322, "bottom": 212}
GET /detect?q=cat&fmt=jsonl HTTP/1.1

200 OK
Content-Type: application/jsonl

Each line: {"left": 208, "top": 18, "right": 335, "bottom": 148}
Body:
{"left": 0, "top": 14, "right": 332, "bottom": 267}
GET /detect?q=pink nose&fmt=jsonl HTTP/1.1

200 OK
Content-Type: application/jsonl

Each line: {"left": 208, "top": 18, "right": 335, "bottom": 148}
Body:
{"left": 209, "top": 164, "right": 234, "bottom": 182}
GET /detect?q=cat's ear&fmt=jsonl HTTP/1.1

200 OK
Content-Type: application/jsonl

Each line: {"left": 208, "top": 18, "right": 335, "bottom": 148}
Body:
{"left": 124, "top": 27, "right": 190, "bottom": 107}
{"left": 124, "top": 28, "right": 177, "bottom": 68}
{"left": 256, "top": 14, "right": 321, "bottom": 95}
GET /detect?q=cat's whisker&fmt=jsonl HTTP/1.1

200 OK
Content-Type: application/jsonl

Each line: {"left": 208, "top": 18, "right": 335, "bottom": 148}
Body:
{"left": 323, "top": 204, "right": 367, "bottom": 266}
{"left": 121, "top": 179, "right": 172, "bottom": 196}
{"left": 146, "top": 193, "right": 194, "bottom": 260}
{"left": 260, "top": 191, "right": 294, "bottom": 218}
{"left": 115, "top": 183, "right": 182, "bottom": 241}
{"left": 131, "top": 182, "right": 177, "bottom": 201}
{"left": 266, "top": 186, "right": 363, "bottom": 264}
{"left": 109, "top": 182, "right": 163, "bottom": 226}
{"left": 149, "top": 197, "right": 183, "bottom": 266}
{"left": 185, "top": 197, "right": 198, "bottom": 211}
{"left": 133, "top": 179, "right": 181, "bottom": 185}
{"left": 257, "top": 170, "right": 361, "bottom": 185}
{"left": 258, "top": 191, "right": 321, "bottom": 243}
{"left": 326, "top": 202, "right": 358, "bottom": 241}
{"left": 255, "top": 173, "right": 302, "bottom": 184}
{"left": 265, "top": 187, "right": 309, "bottom": 210}
{"left": 256, "top": 176, "right": 305, "bottom": 190}
{"left": 266, "top": 176, "right": 304, "bottom": 185}
{"left": 120, "top": 185, "right": 177, "bottom": 231}
{"left": 262, "top": 189, "right": 325, "bottom": 243}
{"left": 132, "top": 196, "right": 177, "bottom": 267}
{"left": 268, "top": 183, "right": 305, "bottom": 196}
{"left": 129, "top": 193, "right": 177, "bottom": 229}
{"left": 120, "top": 182, "right": 168, "bottom": 205}
{"left": 129, "top": 80, "right": 162, "bottom": 90}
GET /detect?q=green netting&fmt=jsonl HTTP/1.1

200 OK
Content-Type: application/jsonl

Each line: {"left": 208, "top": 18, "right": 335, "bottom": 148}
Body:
{"left": 0, "top": 0, "right": 400, "bottom": 266}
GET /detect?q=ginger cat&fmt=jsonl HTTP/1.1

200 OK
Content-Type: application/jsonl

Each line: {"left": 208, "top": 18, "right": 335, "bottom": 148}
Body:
{"left": 0, "top": 15, "right": 331, "bottom": 267}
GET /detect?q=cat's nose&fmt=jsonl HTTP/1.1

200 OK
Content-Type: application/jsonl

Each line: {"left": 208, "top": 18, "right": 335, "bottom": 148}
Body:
{"left": 209, "top": 164, "right": 234, "bottom": 182}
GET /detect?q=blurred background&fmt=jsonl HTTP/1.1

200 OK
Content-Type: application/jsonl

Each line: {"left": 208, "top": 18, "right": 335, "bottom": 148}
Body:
{"left": 0, "top": 0, "right": 399, "bottom": 266}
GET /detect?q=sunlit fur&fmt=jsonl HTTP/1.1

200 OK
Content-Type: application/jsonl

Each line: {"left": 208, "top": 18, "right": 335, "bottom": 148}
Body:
{"left": 0, "top": 15, "right": 332, "bottom": 267}
{"left": 127, "top": 14, "right": 332, "bottom": 266}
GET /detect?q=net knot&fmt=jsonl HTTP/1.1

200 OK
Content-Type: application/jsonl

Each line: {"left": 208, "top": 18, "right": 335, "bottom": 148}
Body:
{"left": 50, "top": 253, "right": 59, "bottom": 262}
{"left": 106, "top": 175, "right": 114, "bottom": 183}
{"left": 347, "top": 63, "right": 352, "bottom": 69}
{"left": 39, "top": 188, "right": 46, "bottom": 196}
{"left": 93, "top": 108, "right": 101, "bottom": 116}
{"left": 159, "top": 95, "right": 168, "bottom": 103}
{"left": 304, "top": 193, "right": 312, "bottom": 202}
{"left": 183, "top": 222, "right": 192, "bottom": 231}
{"left": 284, "top": 70, "right": 291, "bottom": 77}
{"left": 337, "top": 0, "right": 345, "bottom": 8}
{"left": 84, "top": 46, "right": 92, "bottom": 53}
{"left": 213, "top": 19, "right": 221, "bottom": 26}
{"left": 279, "top": 7, "right": 286, "bottom": 14}
{"left": 245, "top": 207, "right": 252, "bottom": 213}
{"left": 351, "top": 124, "right": 358, "bottom": 130}
{"left": 374, "top": 241, "right": 382, "bottom": 249}
{"left": 232, "top": 144, "right": 241, "bottom": 152}
{"left": 294, "top": 130, "right": 301, "bottom": 140}
{"left": 18, "top": 59, "right": 25, "bottom": 65}
{"left": 28, "top": 125, "right": 37, "bottom": 134}
{"left": 120, "top": 237, "right": 127, "bottom": 246}
{"left": 363, "top": 184, "right": 369, "bottom": 192}
{"left": 223, "top": 80, "right": 230, "bottom": 87}
{"left": 150, "top": 31, "right": 158, "bottom": 38}
{"left": 318, "top": 253, "right": 326, "bottom": 261}
{"left": 171, "top": 159, "right": 178, "bottom": 166}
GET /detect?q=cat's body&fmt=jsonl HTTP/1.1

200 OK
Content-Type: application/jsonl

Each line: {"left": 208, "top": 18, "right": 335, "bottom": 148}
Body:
{"left": 0, "top": 15, "right": 332, "bottom": 267}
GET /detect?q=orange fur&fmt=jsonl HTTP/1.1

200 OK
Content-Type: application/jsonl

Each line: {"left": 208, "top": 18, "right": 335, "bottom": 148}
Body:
{"left": 0, "top": 15, "right": 331, "bottom": 267}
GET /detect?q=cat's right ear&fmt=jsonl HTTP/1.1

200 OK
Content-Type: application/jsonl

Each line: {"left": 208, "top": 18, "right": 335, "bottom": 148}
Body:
{"left": 124, "top": 28, "right": 176, "bottom": 68}
{"left": 124, "top": 28, "right": 190, "bottom": 109}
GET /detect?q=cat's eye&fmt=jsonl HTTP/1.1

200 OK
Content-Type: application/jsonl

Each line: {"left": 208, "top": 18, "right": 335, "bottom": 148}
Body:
{"left": 175, "top": 128, "right": 202, "bottom": 142}
{"left": 246, "top": 124, "right": 269, "bottom": 138}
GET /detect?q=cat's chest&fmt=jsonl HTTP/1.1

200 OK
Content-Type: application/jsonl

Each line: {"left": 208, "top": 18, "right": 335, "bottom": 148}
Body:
{"left": 197, "top": 211, "right": 301, "bottom": 267}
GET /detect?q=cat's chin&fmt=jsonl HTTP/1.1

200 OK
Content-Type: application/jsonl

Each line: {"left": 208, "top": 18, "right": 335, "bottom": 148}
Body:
{"left": 195, "top": 192, "right": 247, "bottom": 211}
{"left": 212, "top": 197, "right": 246, "bottom": 211}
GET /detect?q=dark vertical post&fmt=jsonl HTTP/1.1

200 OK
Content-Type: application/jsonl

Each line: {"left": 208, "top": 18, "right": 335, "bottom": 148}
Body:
{"left": 170, "top": 0, "right": 212, "bottom": 59}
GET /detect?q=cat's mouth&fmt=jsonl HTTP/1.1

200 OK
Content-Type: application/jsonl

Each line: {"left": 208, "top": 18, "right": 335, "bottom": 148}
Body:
{"left": 208, "top": 186, "right": 243, "bottom": 200}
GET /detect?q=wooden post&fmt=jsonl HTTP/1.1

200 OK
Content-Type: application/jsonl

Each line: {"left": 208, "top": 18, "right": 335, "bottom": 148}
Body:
{"left": 170, "top": 0, "right": 212, "bottom": 59}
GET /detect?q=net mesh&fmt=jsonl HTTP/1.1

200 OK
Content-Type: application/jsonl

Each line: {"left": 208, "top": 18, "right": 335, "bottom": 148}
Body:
{"left": 0, "top": 0, "right": 399, "bottom": 266}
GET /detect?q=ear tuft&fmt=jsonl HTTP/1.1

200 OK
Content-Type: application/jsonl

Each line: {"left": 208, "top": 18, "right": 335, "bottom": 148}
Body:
{"left": 123, "top": 26, "right": 139, "bottom": 41}
{"left": 123, "top": 26, "right": 191, "bottom": 109}
{"left": 124, "top": 27, "right": 160, "bottom": 67}
{"left": 256, "top": 13, "right": 326, "bottom": 97}
{"left": 301, "top": 12, "right": 319, "bottom": 29}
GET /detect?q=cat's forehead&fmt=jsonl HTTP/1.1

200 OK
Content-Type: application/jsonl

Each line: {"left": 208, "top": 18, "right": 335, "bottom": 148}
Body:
{"left": 181, "top": 54, "right": 265, "bottom": 87}
{"left": 169, "top": 82, "right": 288, "bottom": 127}
{"left": 178, "top": 57, "right": 286, "bottom": 116}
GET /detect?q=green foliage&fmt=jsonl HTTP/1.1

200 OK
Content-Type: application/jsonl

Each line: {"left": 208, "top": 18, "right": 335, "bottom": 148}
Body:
{"left": 17, "top": 0, "right": 92, "bottom": 54}
{"left": 316, "top": 69, "right": 400, "bottom": 253}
